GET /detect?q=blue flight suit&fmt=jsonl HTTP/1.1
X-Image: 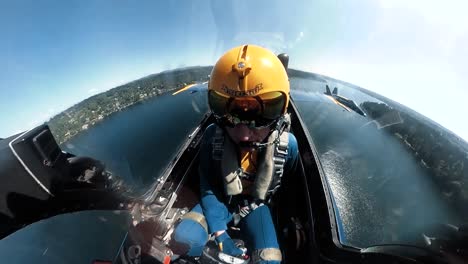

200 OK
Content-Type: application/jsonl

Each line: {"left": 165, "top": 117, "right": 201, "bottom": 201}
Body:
{"left": 173, "top": 124, "right": 298, "bottom": 263}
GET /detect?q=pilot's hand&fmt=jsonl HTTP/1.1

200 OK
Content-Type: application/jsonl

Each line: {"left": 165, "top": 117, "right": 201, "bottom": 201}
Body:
{"left": 215, "top": 231, "right": 244, "bottom": 256}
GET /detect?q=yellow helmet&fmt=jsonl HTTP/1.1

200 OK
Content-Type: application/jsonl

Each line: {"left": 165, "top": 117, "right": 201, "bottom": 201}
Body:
{"left": 208, "top": 45, "right": 290, "bottom": 128}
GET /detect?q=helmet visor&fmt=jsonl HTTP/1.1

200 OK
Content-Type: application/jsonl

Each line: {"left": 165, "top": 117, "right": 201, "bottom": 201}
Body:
{"left": 208, "top": 90, "right": 286, "bottom": 127}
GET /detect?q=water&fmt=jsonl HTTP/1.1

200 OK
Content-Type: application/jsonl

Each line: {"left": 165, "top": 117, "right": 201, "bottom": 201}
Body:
{"left": 0, "top": 89, "right": 209, "bottom": 264}
{"left": 291, "top": 79, "right": 462, "bottom": 248}
{"left": 46, "top": 80, "right": 464, "bottom": 250}
{"left": 1, "top": 76, "right": 463, "bottom": 263}
{"left": 61, "top": 89, "right": 208, "bottom": 194}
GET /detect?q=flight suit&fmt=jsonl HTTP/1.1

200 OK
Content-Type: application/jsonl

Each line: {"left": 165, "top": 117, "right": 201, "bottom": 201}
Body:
{"left": 173, "top": 124, "right": 298, "bottom": 263}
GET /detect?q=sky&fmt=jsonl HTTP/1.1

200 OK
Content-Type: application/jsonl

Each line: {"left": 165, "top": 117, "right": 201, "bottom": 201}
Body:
{"left": 1, "top": 0, "right": 467, "bottom": 141}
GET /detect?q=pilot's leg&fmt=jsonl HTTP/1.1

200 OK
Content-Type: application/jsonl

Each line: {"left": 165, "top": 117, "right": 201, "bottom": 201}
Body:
{"left": 171, "top": 204, "right": 209, "bottom": 257}
{"left": 241, "top": 205, "right": 282, "bottom": 264}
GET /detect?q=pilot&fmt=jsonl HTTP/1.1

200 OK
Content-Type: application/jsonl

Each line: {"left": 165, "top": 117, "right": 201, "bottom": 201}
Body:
{"left": 171, "top": 45, "right": 298, "bottom": 264}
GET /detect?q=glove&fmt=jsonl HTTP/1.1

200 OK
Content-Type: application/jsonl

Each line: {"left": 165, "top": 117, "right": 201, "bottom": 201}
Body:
{"left": 215, "top": 232, "right": 244, "bottom": 257}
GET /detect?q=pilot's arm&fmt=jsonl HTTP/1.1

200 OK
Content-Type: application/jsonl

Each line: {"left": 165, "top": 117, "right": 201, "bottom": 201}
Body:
{"left": 198, "top": 125, "right": 232, "bottom": 234}
{"left": 198, "top": 125, "right": 249, "bottom": 257}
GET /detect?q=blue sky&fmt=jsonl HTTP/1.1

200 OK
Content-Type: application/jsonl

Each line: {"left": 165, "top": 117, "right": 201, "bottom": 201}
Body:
{"left": 1, "top": 0, "right": 467, "bottom": 141}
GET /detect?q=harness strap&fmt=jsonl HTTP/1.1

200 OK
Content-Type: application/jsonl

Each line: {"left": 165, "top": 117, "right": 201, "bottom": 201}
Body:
{"left": 181, "top": 211, "right": 208, "bottom": 233}
{"left": 251, "top": 248, "right": 282, "bottom": 263}
{"left": 222, "top": 132, "right": 244, "bottom": 196}
{"left": 266, "top": 132, "right": 289, "bottom": 197}
{"left": 212, "top": 127, "right": 225, "bottom": 161}
{"left": 211, "top": 119, "right": 289, "bottom": 201}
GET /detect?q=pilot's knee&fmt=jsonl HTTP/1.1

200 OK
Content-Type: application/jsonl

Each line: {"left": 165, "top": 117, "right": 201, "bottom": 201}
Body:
{"left": 171, "top": 208, "right": 208, "bottom": 257}
{"left": 242, "top": 205, "right": 279, "bottom": 248}
{"left": 172, "top": 219, "right": 208, "bottom": 256}
{"left": 251, "top": 248, "right": 282, "bottom": 264}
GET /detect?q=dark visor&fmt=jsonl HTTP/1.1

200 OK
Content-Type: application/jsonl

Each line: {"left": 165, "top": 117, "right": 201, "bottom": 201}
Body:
{"left": 208, "top": 90, "right": 286, "bottom": 127}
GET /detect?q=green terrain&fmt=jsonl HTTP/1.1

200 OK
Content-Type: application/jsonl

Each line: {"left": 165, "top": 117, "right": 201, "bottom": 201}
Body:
{"left": 48, "top": 66, "right": 212, "bottom": 143}
{"left": 47, "top": 67, "right": 467, "bottom": 213}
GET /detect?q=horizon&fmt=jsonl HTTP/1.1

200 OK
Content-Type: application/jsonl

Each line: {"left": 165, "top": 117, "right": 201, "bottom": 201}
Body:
{"left": 1, "top": 64, "right": 467, "bottom": 144}
{"left": 9, "top": 65, "right": 464, "bottom": 145}
{"left": 1, "top": 1, "right": 467, "bottom": 141}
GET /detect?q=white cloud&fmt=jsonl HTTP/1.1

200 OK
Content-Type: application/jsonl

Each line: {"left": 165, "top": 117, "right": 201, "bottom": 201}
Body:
{"left": 87, "top": 88, "right": 99, "bottom": 95}
{"left": 379, "top": 0, "right": 468, "bottom": 29}
{"left": 233, "top": 32, "right": 287, "bottom": 54}
{"left": 297, "top": 31, "right": 304, "bottom": 43}
{"left": 288, "top": 31, "right": 305, "bottom": 49}
{"left": 376, "top": 0, "right": 468, "bottom": 64}
{"left": 303, "top": 60, "right": 468, "bottom": 142}
{"left": 292, "top": 1, "right": 468, "bottom": 141}
{"left": 27, "top": 119, "right": 42, "bottom": 130}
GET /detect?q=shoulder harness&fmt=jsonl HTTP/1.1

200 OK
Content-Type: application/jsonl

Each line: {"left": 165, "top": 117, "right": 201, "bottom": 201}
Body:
{"left": 211, "top": 114, "right": 291, "bottom": 201}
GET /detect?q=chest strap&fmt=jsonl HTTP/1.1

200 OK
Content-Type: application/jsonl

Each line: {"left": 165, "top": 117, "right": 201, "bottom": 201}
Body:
{"left": 254, "top": 130, "right": 289, "bottom": 200}
{"left": 211, "top": 123, "right": 289, "bottom": 201}
{"left": 212, "top": 127, "right": 225, "bottom": 161}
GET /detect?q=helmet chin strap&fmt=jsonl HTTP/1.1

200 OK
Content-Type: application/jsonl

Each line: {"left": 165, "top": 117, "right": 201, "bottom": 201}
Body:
{"left": 250, "top": 115, "right": 289, "bottom": 149}
{"left": 251, "top": 141, "right": 274, "bottom": 149}
{"left": 216, "top": 114, "right": 290, "bottom": 149}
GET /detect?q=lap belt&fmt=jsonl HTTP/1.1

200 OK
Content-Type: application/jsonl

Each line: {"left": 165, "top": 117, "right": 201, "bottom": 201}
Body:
{"left": 181, "top": 211, "right": 208, "bottom": 233}
{"left": 233, "top": 200, "right": 264, "bottom": 226}
{"left": 251, "top": 248, "right": 282, "bottom": 263}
